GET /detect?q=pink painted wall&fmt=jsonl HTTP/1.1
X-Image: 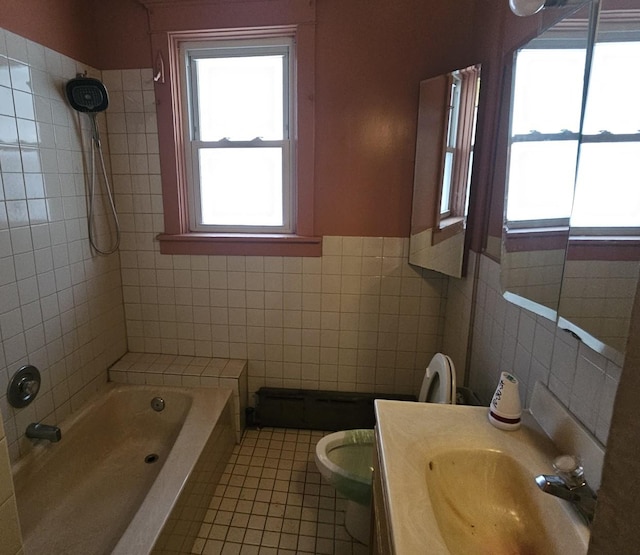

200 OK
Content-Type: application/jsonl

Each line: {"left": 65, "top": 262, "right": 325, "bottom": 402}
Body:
{"left": 2, "top": 0, "right": 484, "bottom": 239}
{"left": 0, "top": 0, "right": 98, "bottom": 66}
{"left": 89, "top": 0, "right": 151, "bottom": 69}
{"left": 313, "top": 0, "right": 478, "bottom": 237}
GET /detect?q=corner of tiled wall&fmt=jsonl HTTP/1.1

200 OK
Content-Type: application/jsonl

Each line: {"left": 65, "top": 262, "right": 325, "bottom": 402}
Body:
{"left": 441, "top": 250, "right": 477, "bottom": 384}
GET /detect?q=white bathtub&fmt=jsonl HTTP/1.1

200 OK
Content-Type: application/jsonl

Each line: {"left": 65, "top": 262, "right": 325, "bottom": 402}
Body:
{"left": 12, "top": 383, "right": 236, "bottom": 555}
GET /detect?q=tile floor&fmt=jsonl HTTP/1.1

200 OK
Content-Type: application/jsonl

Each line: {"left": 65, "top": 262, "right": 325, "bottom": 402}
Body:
{"left": 190, "top": 428, "right": 369, "bottom": 555}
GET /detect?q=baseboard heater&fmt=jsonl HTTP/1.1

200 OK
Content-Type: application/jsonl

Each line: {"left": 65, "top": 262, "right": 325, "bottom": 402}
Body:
{"left": 250, "top": 388, "right": 417, "bottom": 430}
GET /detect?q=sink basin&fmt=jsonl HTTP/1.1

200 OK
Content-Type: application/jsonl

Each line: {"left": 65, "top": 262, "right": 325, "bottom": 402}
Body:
{"left": 426, "top": 449, "right": 561, "bottom": 555}
{"left": 374, "top": 400, "right": 591, "bottom": 554}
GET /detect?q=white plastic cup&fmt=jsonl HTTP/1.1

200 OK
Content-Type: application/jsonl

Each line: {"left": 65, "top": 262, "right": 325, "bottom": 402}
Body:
{"left": 488, "top": 372, "right": 522, "bottom": 431}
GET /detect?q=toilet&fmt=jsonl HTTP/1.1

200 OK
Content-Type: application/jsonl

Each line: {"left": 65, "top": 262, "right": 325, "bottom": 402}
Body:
{"left": 314, "top": 353, "right": 457, "bottom": 544}
{"left": 418, "top": 352, "right": 456, "bottom": 405}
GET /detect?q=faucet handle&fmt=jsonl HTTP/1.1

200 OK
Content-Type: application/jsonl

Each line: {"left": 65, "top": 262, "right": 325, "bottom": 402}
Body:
{"left": 20, "top": 378, "right": 40, "bottom": 396}
{"left": 553, "top": 455, "right": 585, "bottom": 487}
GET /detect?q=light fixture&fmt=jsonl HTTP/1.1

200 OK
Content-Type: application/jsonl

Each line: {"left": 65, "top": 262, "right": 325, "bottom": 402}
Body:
{"left": 509, "top": 0, "right": 545, "bottom": 16}
{"left": 509, "top": 0, "right": 585, "bottom": 17}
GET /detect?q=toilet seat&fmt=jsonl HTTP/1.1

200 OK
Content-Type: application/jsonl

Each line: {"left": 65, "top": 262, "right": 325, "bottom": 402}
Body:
{"left": 418, "top": 353, "right": 456, "bottom": 404}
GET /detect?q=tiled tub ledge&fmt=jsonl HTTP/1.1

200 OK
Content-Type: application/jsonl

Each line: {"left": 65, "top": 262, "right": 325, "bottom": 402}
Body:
{"left": 109, "top": 353, "right": 248, "bottom": 441}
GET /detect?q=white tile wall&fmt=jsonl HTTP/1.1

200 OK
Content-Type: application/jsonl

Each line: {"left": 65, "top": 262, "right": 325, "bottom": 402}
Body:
{"left": 0, "top": 409, "right": 22, "bottom": 555}
{"left": 560, "top": 259, "right": 639, "bottom": 354}
{"left": 0, "top": 28, "right": 127, "bottom": 463}
{"left": 101, "top": 68, "right": 449, "bottom": 400}
{"left": 468, "top": 254, "right": 620, "bottom": 444}
{"left": 501, "top": 248, "right": 566, "bottom": 310}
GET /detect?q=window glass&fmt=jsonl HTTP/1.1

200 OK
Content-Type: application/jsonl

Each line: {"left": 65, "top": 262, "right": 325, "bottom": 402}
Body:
{"left": 184, "top": 40, "right": 293, "bottom": 233}
{"left": 571, "top": 41, "right": 640, "bottom": 229}
{"left": 506, "top": 141, "right": 579, "bottom": 222}
{"left": 195, "top": 54, "right": 285, "bottom": 141}
{"left": 439, "top": 76, "right": 461, "bottom": 217}
{"left": 440, "top": 151, "right": 454, "bottom": 214}
{"left": 506, "top": 48, "right": 585, "bottom": 223}
{"left": 198, "top": 148, "right": 284, "bottom": 226}
{"left": 582, "top": 42, "right": 640, "bottom": 135}
{"left": 511, "top": 49, "right": 586, "bottom": 135}
{"left": 571, "top": 142, "right": 640, "bottom": 228}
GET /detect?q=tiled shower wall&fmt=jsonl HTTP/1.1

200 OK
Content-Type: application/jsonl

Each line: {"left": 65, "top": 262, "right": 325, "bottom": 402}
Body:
{"left": 102, "top": 68, "right": 450, "bottom": 401}
{"left": 0, "top": 28, "right": 127, "bottom": 462}
{"left": 0, "top": 410, "right": 22, "bottom": 555}
{"left": 468, "top": 254, "right": 621, "bottom": 445}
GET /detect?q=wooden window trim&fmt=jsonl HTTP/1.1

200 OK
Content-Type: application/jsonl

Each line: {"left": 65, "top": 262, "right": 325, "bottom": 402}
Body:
{"left": 152, "top": 24, "right": 320, "bottom": 256}
{"left": 432, "top": 65, "right": 479, "bottom": 245}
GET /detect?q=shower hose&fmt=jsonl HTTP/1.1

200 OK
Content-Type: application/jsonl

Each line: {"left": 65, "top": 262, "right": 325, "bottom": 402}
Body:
{"left": 87, "top": 113, "right": 120, "bottom": 255}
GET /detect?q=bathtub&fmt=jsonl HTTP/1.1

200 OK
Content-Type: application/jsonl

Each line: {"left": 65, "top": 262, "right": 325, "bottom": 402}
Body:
{"left": 12, "top": 383, "right": 236, "bottom": 555}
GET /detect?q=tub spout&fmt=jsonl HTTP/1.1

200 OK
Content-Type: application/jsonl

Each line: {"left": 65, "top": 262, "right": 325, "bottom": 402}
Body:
{"left": 26, "top": 423, "right": 61, "bottom": 442}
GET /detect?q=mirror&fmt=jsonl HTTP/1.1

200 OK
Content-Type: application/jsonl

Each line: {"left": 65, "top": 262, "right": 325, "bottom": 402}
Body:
{"left": 501, "top": 0, "right": 640, "bottom": 364}
{"left": 501, "top": 4, "right": 593, "bottom": 319}
{"left": 557, "top": 0, "right": 640, "bottom": 365}
{"left": 409, "top": 65, "right": 481, "bottom": 278}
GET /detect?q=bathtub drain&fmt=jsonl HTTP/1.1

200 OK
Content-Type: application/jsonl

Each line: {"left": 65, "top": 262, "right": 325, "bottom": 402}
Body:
{"left": 145, "top": 453, "right": 159, "bottom": 464}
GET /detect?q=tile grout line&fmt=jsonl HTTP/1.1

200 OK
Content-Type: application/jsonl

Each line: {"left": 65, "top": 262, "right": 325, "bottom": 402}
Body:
{"left": 189, "top": 427, "right": 369, "bottom": 555}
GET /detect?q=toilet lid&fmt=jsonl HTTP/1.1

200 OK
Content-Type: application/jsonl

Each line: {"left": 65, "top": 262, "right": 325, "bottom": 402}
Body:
{"left": 418, "top": 353, "right": 456, "bottom": 404}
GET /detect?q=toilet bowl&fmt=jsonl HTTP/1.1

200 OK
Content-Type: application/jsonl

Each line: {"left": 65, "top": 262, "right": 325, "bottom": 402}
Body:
{"left": 314, "top": 353, "right": 457, "bottom": 544}
{"left": 314, "top": 429, "right": 375, "bottom": 544}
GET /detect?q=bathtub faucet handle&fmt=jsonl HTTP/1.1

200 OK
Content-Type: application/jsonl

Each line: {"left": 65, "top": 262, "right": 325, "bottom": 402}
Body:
{"left": 20, "top": 378, "right": 39, "bottom": 397}
{"left": 26, "top": 423, "right": 61, "bottom": 443}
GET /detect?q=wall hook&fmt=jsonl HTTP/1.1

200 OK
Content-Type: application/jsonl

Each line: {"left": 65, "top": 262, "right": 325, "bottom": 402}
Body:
{"left": 154, "top": 51, "right": 165, "bottom": 84}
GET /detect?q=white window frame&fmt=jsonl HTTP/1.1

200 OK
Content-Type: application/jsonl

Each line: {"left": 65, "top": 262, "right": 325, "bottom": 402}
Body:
{"left": 180, "top": 36, "right": 296, "bottom": 234}
{"left": 440, "top": 72, "right": 462, "bottom": 218}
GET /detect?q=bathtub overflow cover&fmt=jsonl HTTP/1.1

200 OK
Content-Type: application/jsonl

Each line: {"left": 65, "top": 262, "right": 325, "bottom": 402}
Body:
{"left": 151, "top": 397, "right": 165, "bottom": 412}
{"left": 145, "top": 453, "right": 159, "bottom": 464}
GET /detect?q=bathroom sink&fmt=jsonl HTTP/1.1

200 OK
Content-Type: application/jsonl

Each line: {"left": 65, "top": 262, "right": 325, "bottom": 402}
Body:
{"left": 425, "top": 449, "right": 561, "bottom": 555}
{"left": 374, "top": 399, "right": 591, "bottom": 554}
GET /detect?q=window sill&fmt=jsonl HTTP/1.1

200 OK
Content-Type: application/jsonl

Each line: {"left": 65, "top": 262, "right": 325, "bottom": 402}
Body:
{"left": 157, "top": 232, "right": 323, "bottom": 256}
{"left": 504, "top": 226, "right": 570, "bottom": 252}
{"left": 432, "top": 216, "right": 464, "bottom": 245}
{"left": 567, "top": 235, "right": 640, "bottom": 261}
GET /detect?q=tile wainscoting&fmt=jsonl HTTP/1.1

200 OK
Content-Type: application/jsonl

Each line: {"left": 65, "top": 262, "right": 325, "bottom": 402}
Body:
{"left": 468, "top": 254, "right": 621, "bottom": 445}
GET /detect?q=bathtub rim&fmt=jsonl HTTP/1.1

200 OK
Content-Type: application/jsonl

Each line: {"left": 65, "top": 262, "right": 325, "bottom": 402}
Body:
{"left": 12, "top": 382, "right": 234, "bottom": 555}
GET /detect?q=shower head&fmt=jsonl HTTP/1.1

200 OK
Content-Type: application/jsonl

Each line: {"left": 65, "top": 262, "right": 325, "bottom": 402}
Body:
{"left": 66, "top": 77, "right": 109, "bottom": 113}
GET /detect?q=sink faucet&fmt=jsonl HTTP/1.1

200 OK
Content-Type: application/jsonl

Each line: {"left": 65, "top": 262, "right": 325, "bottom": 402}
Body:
{"left": 26, "top": 423, "right": 61, "bottom": 443}
{"left": 535, "top": 455, "right": 597, "bottom": 524}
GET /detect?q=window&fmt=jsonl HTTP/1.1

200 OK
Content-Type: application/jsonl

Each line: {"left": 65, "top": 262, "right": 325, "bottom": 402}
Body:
{"left": 154, "top": 23, "right": 320, "bottom": 257}
{"left": 410, "top": 65, "right": 479, "bottom": 247}
{"left": 438, "top": 67, "right": 479, "bottom": 226}
{"left": 506, "top": 37, "right": 640, "bottom": 233}
{"left": 506, "top": 47, "right": 586, "bottom": 225}
{"left": 440, "top": 73, "right": 461, "bottom": 217}
{"left": 570, "top": 41, "right": 640, "bottom": 231}
{"left": 182, "top": 38, "right": 294, "bottom": 233}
